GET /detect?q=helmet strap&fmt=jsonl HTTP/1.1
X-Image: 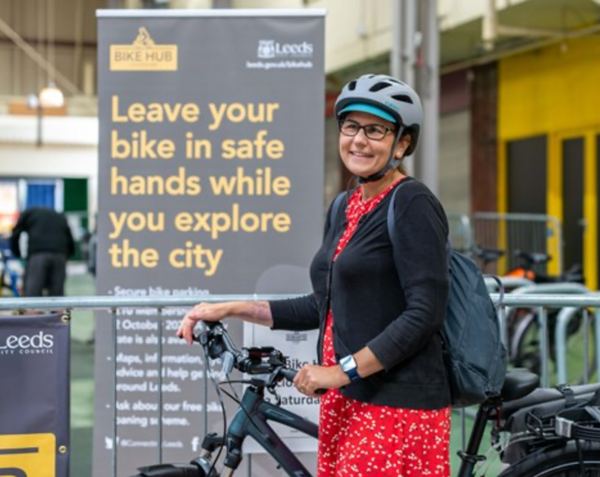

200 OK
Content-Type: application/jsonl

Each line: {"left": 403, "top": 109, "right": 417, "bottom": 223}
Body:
{"left": 356, "top": 126, "right": 405, "bottom": 184}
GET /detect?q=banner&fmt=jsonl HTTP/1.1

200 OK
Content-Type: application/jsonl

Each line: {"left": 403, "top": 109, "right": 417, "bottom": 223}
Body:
{"left": 0, "top": 313, "right": 70, "bottom": 477}
{"left": 96, "top": 9, "right": 325, "bottom": 476}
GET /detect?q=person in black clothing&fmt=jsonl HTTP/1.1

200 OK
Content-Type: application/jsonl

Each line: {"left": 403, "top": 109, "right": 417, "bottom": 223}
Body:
{"left": 177, "top": 75, "right": 451, "bottom": 476}
{"left": 10, "top": 207, "right": 75, "bottom": 297}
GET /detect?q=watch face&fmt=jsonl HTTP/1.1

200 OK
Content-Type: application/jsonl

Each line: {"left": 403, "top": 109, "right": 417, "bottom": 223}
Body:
{"left": 340, "top": 355, "right": 355, "bottom": 371}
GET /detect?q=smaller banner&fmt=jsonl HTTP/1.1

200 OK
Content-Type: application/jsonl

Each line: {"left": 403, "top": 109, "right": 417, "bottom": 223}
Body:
{"left": 0, "top": 313, "right": 71, "bottom": 477}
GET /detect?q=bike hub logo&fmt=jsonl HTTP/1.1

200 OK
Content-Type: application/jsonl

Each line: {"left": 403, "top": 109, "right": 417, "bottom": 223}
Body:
{"left": 0, "top": 331, "right": 54, "bottom": 355}
{"left": 257, "top": 39, "right": 314, "bottom": 59}
{"left": 110, "top": 27, "right": 178, "bottom": 71}
{"left": 0, "top": 434, "right": 55, "bottom": 477}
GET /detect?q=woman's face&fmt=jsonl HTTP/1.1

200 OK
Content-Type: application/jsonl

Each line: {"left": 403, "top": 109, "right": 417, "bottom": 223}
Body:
{"left": 338, "top": 111, "right": 410, "bottom": 178}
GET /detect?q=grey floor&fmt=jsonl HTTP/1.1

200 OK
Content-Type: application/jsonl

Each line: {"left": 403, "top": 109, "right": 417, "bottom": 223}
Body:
{"left": 66, "top": 270, "right": 95, "bottom": 477}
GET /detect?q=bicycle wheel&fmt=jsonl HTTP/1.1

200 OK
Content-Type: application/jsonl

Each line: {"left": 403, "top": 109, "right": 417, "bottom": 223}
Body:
{"left": 498, "top": 441, "right": 600, "bottom": 476}
{"left": 565, "top": 309, "right": 598, "bottom": 384}
{"left": 511, "top": 310, "right": 541, "bottom": 374}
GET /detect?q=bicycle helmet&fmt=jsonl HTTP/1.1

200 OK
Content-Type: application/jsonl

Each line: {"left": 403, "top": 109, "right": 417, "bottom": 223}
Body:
{"left": 335, "top": 74, "right": 423, "bottom": 183}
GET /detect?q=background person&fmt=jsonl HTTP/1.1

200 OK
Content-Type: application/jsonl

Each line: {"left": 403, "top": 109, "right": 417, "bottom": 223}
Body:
{"left": 178, "top": 74, "right": 451, "bottom": 476}
{"left": 9, "top": 206, "right": 75, "bottom": 297}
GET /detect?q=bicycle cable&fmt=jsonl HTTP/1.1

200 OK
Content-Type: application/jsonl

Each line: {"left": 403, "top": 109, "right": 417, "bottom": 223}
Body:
{"left": 217, "top": 377, "right": 281, "bottom": 443}
{"left": 202, "top": 339, "right": 227, "bottom": 477}
{"left": 202, "top": 351, "right": 276, "bottom": 474}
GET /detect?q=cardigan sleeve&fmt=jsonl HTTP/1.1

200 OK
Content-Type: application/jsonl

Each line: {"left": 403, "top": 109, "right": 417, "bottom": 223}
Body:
{"left": 366, "top": 193, "right": 449, "bottom": 371}
{"left": 270, "top": 294, "right": 320, "bottom": 331}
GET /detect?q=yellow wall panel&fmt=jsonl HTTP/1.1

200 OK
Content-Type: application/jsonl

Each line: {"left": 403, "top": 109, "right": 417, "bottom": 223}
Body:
{"left": 499, "top": 36, "right": 600, "bottom": 285}
{"left": 584, "top": 131, "right": 598, "bottom": 289}
{"left": 547, "top": 133, "right": 562, "bottom": 276}
{"left": 499, "top": 36, "right": 600, "bottom": 140}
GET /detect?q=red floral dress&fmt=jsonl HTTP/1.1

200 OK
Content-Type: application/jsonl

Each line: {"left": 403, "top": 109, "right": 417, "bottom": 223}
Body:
{"left": 317, "top": 178, "right": 451, "bottom": 477}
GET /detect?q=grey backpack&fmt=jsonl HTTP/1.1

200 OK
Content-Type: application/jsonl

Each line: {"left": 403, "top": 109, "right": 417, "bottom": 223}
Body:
{"left": 331, "top": 185, "right": 507, "bottom": 407}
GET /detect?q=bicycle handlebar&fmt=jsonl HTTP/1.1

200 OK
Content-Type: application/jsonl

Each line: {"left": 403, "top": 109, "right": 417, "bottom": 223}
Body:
{"left": 192, "top": 321, "right": 326, "bottom": 394}
{"left": 193, "top": 321, "right": 296, "bottom": 385}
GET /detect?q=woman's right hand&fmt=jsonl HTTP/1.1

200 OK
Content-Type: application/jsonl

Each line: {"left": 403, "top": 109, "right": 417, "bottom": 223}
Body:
{"left": 176, "top": 302, "right": 233, "bottom": 344}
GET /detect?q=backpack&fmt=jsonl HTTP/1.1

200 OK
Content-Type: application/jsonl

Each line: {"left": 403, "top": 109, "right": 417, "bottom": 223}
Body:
{"left": 330, "top": 185, "right": 508, "bottom": 408}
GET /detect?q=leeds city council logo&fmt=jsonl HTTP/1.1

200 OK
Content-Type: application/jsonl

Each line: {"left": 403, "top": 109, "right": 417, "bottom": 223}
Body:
{"left": 110, "top": 27, "right": 178, "bottom": 71}
{"left": 257, "top": 40, "right": 276, "bottom": 59}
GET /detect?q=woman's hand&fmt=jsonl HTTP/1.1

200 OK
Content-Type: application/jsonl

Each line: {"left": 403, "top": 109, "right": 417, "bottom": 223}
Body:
{"left": 293, "top": 364, "right": 350, "bottom": 397}
{"left": 176, "top": 302, "right": 232, "bottom": 344}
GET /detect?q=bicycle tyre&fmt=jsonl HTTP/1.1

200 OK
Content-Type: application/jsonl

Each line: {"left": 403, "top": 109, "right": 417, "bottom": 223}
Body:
{"left": 498, "top": 441, "right": 600, "bottom": 477}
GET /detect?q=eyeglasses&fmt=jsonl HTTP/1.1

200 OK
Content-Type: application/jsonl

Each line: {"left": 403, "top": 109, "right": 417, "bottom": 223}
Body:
{"left": 338, "top": 119, "right": 395, "bottom": 141}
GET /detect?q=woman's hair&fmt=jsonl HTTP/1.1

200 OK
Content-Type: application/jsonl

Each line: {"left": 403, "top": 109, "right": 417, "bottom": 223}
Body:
{"left": 395, "top": 133, "right": 412, "bottom": 176}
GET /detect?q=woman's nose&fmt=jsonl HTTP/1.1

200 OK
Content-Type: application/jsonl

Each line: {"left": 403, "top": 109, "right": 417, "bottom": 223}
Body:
{"left": 351, "top": 128, "right": 369, "bottom": 145}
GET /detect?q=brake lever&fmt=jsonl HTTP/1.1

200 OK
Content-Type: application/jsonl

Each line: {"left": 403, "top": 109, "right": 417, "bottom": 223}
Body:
{"left": 222, "top": 351, "right": 235, "bottom": 375}
{"left": 265, "top": 368, "right": 283, "bottom": 406}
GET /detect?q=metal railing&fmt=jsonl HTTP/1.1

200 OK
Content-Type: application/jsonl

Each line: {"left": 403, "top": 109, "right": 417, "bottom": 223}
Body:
{"left": 1, "top": 293, "right": 599, "bottom": 476}
{"left": 473, "top": 212, "right": 563, "bottom": 275}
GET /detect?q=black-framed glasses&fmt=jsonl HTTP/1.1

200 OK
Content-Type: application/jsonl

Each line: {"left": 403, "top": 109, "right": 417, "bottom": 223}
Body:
{"left": 338, "top": 118, "right": 395, "bottom": 141}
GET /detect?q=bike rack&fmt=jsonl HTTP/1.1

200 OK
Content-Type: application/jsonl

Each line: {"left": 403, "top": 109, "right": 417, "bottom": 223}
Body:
{"left": 484, "top": 276, "right": 534, "bottom": 293}
{"left": 555, "top": 293, "right": 600, "bottom": 385}
{"left": 502, "top": 283, "right": 590, "bottom": 388}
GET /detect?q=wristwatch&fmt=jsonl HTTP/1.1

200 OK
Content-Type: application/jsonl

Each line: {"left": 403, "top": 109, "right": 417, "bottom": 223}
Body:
{"left": 339, "top": 355, "right": 361, "bottom": 382}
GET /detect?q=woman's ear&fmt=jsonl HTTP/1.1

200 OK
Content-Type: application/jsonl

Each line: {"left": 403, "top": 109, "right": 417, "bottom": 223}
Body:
{"left": 394, "top": 135, "right": 412, "bottom": 159}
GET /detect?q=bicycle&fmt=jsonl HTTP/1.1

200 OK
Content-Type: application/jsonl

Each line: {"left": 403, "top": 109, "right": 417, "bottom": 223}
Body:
{"left": 130, "top": 322, "right": 600, "bottom": 477}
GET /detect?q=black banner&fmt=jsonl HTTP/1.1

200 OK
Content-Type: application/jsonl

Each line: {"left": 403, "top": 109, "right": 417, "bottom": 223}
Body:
{"left": 0, "top": 313, "right": 71, "bottom": 477}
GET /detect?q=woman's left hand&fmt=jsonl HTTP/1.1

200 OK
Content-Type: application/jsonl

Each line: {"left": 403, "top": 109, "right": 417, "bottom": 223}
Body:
{"left": 293, "top": 364, "right": 350, "bottom": 397}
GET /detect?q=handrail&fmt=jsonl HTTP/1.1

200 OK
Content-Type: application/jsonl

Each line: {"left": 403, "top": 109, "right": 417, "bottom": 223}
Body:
{"left": 5, "top": 293, "right": 600, "bottom": 311}
{"left": 0, "top": 294, "right": 302, "bottom": 312}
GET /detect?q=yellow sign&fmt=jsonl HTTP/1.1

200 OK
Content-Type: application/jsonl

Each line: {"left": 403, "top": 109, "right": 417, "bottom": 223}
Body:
{"left": 0, "top": 434, "right": 56, "bottom": 477}
{"left": 110, "top": 27, "right": 178, "bottom": 71}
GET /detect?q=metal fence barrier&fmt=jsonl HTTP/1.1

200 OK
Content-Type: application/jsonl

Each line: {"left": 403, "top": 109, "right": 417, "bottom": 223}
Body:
{"left": 473, "top": 212, "right": 563, "bottom": 275}
{"left": 447, "top": 213, "right": 473, "bottom": 253}
{"left": 1, "top": 293, "right": 599, "bottom": 476}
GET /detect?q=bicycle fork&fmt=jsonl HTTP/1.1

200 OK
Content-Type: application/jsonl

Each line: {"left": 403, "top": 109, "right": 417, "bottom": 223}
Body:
{"left": 195, "top": 432, "right": 246, "bottom": 477}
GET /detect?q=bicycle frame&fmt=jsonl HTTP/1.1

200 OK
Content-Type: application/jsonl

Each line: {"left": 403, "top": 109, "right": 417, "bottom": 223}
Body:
{"left": 220, "top": 385, "right": 318, "bottom": 476}
{"left": 455, "top": 400, "right": 499, "bottom": 477}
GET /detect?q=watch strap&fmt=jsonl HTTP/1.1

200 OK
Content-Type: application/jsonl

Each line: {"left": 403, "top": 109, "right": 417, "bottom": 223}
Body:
{"left": 340, "top": 355, "right": 360, "bottom": 382}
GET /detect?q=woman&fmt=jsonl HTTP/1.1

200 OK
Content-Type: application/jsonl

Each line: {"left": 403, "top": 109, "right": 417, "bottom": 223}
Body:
{"left": 177, "top": 74, "right": 451, "bottom": 476}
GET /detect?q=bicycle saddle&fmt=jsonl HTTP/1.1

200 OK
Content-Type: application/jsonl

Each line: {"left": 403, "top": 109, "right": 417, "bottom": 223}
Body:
{"left": 515, "top": 250, "right": 551, "bottom": 265}
{"left": 473, "top": 246, "right": 504, "bottom": 263}
{"left": 501, "top": 368, "right": 540, "bottom": 402}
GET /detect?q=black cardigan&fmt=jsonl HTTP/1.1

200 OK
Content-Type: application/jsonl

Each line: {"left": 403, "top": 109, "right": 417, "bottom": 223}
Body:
{"left": 270, "top": 178, "right": 451, "bottom": 409}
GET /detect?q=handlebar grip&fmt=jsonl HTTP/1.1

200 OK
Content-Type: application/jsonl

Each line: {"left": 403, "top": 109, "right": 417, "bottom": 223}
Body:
{"left": 279, "top": 368, "right": 327, "bottom": 395}
{"left": 279, "top": 368, "right": 297, "bottom": 382}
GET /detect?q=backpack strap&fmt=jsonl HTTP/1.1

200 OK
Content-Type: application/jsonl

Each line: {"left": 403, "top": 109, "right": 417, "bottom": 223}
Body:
{"left": 330, "top": 191, "right": 348, "bottom": 229}
{"left": 387, "top": 180, "right": 452, "bottom": 267}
